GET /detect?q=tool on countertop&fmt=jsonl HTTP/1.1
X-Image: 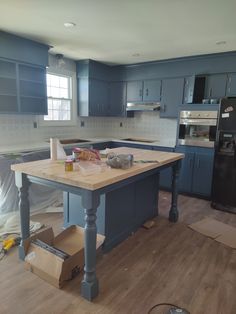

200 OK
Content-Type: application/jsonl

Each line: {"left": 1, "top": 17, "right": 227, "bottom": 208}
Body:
{"left": 0, "top": 236, "right": 21, "bottom": 260}
{"left": 134, "top": 160, "right": 160, "bottom": 163}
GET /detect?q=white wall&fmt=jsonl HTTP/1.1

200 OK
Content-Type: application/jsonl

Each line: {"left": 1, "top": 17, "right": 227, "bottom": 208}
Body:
{"left": 0, "top": 55, "right": 177, "bottom": 150}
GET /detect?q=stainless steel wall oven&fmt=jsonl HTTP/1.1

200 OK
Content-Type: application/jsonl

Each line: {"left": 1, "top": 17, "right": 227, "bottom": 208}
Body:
{"left": 178, "top": 110, "right": 218, "bottom": 148}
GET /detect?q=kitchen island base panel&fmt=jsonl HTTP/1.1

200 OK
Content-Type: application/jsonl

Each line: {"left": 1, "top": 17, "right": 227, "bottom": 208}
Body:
{"left": 64, "top": 173, "right": 159, "bottom": 252}
{"left": 169, "top": 160, "right": 181, "bottom": 223}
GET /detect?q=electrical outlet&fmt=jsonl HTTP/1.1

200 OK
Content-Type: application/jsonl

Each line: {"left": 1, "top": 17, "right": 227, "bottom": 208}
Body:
{"left": 33, "top": 121, "right": 38, "bottom": 128}
{"left": 80, "top": 121, "right": 85, "bottom": 127}
{"left": 120, "top": 122, "right": 123, "bottom": 127}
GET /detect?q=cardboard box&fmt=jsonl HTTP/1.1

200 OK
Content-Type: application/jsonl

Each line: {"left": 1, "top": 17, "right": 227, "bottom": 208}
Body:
{"left": 24, "top": 225, "right": 105, "bottom": 288}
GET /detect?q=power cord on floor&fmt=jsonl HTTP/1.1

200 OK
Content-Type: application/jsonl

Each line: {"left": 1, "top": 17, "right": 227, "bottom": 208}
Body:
{"left": 147, "top": 302, "right": 190, "bottom": 314}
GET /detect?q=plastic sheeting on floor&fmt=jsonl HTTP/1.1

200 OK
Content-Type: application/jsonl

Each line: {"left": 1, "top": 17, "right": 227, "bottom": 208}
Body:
{"left": 0, "top": 150, "right": 63, "bottom": 235}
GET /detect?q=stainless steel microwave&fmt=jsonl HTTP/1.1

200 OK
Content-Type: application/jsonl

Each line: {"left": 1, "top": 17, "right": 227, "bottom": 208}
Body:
{"left": 178, "top": 110, "right": 218, "bottom": 148}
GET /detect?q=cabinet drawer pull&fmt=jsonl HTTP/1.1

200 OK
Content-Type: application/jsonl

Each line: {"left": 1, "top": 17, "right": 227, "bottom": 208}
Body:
{"left": 146, "top": 88, "right": 148, "bottom": 96}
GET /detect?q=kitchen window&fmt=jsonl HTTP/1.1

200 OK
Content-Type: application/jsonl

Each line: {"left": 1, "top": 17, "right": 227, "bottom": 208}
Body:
{"left": 39, "top": 70, "right": 77, "bottom": 126}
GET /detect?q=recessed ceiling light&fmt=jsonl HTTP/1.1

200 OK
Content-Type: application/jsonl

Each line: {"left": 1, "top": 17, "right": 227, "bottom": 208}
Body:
{"left": 132, "top": 53, "right": 140, "bottom": 57}
{"left": 64, "top": 22, "right": 76, "bottom": 28}
{"left": 216, "top": 41, "right": 226, "bottom": 45}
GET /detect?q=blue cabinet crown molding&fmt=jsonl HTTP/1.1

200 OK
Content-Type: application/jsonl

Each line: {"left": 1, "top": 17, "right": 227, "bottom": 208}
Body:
{"left": 0, "top": 31, "right": 49, "bottom": 66}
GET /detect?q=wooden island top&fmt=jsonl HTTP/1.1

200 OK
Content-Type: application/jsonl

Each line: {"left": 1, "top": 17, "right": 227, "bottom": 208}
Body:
{"left": 11, "top": 147, "right": 184, "bottom": 191}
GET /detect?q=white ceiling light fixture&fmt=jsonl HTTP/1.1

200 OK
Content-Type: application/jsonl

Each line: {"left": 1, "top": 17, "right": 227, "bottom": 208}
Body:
{"left": 216, "top": 41, "right": 227, "bottom": 45}
{"left": 55, "top": 54, "right": 65, "bottom": 67}
{"left": 132, "top": 53, "right": 140, "bottom": 57}
{"left": 64, "top": 22, "right": 76, "bottom": 28}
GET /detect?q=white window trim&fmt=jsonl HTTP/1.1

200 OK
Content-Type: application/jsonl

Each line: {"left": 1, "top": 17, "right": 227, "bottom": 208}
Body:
{"left": 39, "top": 67, "right": 77, "bottom": 127}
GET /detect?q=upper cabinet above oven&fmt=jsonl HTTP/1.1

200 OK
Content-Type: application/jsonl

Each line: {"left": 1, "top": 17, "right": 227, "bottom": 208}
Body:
{"left": 183, "top": 75, "right": 206, "bottom": 104}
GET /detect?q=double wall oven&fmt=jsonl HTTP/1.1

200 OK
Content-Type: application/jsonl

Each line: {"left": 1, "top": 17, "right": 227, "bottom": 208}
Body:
{"left": 178, "top": 110, "right": 218, "bottom": 148}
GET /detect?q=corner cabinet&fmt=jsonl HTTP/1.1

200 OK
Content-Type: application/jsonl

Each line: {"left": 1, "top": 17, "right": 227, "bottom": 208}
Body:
{"left": 160, "top": 77, "right": 184, "bottom": 118}
{"left": 108, "top": 81, "right": 126, "bottom": 117}
{"left": 175, "top": 146, "right": 215, "bottom": 198}
{"left": 0, "top": 59, "right": 47, "bottom": 114}
{"left": 126, "top": 79, "right": 161, "bottom": 102}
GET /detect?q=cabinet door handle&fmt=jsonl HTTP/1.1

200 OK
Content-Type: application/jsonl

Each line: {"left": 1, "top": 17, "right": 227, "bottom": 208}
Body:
{"left": 139, "top": 89, "right": 142, "bottom": 97}
{"left": 197, "top": 159, "right": 200, "bottom": 168}
{"left": 146, "top": 88, "right": 148, "bottom": 96}
{"left": 209, "top": 88, "right": 212, "bottom": 97}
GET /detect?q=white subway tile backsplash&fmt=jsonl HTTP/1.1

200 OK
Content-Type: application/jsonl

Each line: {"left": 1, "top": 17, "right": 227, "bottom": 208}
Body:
{"left": 0, "top": 111, "right": 177, "bottom": 150}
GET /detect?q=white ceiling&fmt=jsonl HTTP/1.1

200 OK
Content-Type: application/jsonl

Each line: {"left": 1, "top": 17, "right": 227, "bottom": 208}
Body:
{"left": 0, "top": 0, "right": 236, "bottom": 65}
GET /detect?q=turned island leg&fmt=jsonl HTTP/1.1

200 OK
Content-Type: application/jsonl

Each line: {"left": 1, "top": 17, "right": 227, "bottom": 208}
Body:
{"left": 169, "top": 160, "right": 181, "bottom": 222}
{"left": 81, "top": 190, "right": 100, "bottom": 301}
{"left": 15, "top": 172, "right": 30, "bottom": 260}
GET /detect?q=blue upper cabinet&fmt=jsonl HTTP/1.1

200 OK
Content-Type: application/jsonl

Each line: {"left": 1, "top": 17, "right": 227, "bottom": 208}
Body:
{"left": 126, "top": 81, "right": 143, "bottom": 102}
{"left": 204, "top": 74, "right": 227, "bottom": 99}
{"left": 0, "top": 59, "right": 18, "bottom": 112}
{"left": 108, "top": 81, "right": 126, "bottom": 116}
{"left": 18, "top": 64, "right": 47, "bottom": 114}
{"left": 89, "top": 79, "right": 109, "bottom": 116}
{"left": 0, "top": 59, "right": 47, "bottom": 114}
{"left": 160, "top": 77, "right": 184, "bottom": 118}
{"left": 127, "top": 79, "right": 161, "bottom": 102}
{"left": 226, "top": 73, "right": 236, "bottom": 97}
{"left": 0, "top": 31, "right": 49, "bottom": 66}
{"left": 0, "top": 32, "right": 49, "bottom": 115}
{"left": 143, "top": 80, "right": 161, "bottom": 102}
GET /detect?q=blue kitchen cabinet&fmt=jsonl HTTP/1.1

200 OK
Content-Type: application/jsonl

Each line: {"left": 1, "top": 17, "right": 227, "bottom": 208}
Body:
{"left": 91, "top": 141, "right": 112, "bottom": 150}
{"left": 226, "top": 73, "right": 236, "bottom": 96}
{"left": 204, "top": 74, "right": 227, "bottom": 99}
{"left": 110, "top": 141, "right": 153, "bottom": 150}
{"left": 77, "top": 78, "right": 109, "bottom": 116}
{"left": 18, "top": 64, "right": 47, "bottom": 114}
{"left": 160, "top": 77, "right": 185, "bottom": 118}
{"left": 127, "top": 79, "right": 161, "bottom": 102}
{"left": 143, "top": 79, "right": 161, "bottom": 101}
{"left": 0, "top": 58, "right": 47, "bottom": 114}
{"left": 108, "top": 81, "right": 126, "bottom": 116}
{"left": 126, "top": 80, "right": 143, "bottom": 102}
{"left": 175, "top": 146, "right": 214, "bottom": 197}
{"left": 0, "top": 59, "right": 18, "bottom": 112}
{"left": 89, "top": 79, "right": 109, "bottom": 116}
{"left": 192, "top": 152, "right": 214, "bottom": 196}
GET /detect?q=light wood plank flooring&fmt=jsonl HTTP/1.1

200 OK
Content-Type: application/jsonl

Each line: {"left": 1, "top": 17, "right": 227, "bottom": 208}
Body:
{"left": 0, "top": 192, "right": 235, "bottom": 314}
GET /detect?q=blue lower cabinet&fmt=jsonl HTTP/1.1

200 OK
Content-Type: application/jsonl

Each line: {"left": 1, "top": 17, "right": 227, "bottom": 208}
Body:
{"left": 192, "top": 152, "right": 214, "bottom": 196}
{"left": 91, "top": 141, "right": 112, "bottom": 150}
{"left": 63, "top": 173, "right": 159, "bottom": 251}
{"left": 175, "top": 146, "right": 214, "bottom": 198}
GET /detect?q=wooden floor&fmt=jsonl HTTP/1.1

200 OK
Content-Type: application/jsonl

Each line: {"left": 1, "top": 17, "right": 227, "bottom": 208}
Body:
{"left": 0, "top": 192, "right": 235, "bottom": 314}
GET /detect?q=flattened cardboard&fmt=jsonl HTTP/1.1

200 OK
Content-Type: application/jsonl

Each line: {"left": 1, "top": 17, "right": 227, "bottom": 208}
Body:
{"left": 189, "top": 218, "right": 236, "bottom": 249}
{"left": 215, "top": 229, "right": 236, "bottom": 249}
{"left": 25, "top": 225, "right": 105, "bottom": 288}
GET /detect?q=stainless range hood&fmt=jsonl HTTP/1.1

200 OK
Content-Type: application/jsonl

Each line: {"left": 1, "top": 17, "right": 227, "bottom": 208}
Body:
{"left": 126, "top": 102, "right": 161, "bottom": 112}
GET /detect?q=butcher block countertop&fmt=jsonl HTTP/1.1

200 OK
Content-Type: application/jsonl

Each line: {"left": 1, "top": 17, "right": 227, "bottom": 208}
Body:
{"left": 11, "top": 147, "right": 184, "bottom": 191}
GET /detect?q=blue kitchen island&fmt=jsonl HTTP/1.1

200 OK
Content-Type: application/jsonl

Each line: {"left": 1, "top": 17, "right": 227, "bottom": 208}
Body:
{"left": 11, "top": 147, "right": 183, "bottom": 301}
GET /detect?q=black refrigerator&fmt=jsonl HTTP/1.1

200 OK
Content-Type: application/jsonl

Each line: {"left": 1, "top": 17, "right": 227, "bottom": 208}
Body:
{"left": 211, "top": 98, "right": 236, "bottom": 213}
